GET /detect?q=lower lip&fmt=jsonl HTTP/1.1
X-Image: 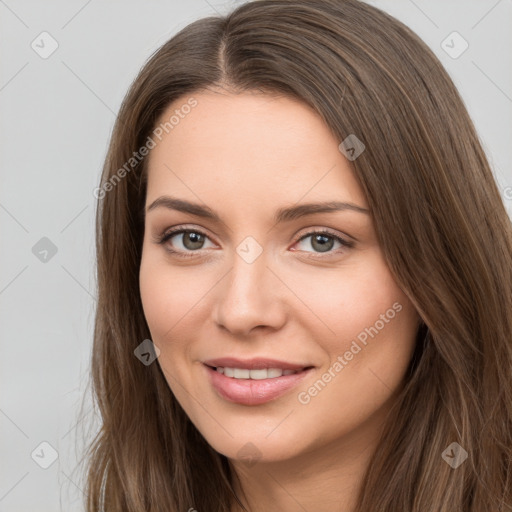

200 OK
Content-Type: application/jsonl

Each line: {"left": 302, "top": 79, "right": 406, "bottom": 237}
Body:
{"left": 204, "top": 365, "right": 313, "bottom": 405}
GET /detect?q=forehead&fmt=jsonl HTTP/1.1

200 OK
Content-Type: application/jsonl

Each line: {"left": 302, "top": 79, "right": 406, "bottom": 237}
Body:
{"left": 145, "top": 91, "right": 367, "bottom": 213}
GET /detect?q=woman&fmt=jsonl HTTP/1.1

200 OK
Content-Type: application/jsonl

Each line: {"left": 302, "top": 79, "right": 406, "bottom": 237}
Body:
{"left": 83, "top": 0, "right": 512, "bottom": 510}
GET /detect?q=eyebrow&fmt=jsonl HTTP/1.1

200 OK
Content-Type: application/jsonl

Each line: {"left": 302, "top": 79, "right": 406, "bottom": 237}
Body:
{"left": 146, "top": 195, "right": 369, "bottom": 223}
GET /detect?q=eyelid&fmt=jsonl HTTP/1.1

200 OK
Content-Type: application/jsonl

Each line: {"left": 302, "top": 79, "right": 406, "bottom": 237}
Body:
{"left": 293, "top": 226, "right": 354, "bottom": 244}
{"left": 153, "top": 224, "right": 217, "bottom": 246}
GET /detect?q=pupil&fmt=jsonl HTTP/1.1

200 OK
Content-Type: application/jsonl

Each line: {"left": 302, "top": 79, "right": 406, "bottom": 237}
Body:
{"left": 312, "top": 234, "right": 333, "bottom": 253}
{"left": 185, "top": 232, "right": 204, "bottom": 249}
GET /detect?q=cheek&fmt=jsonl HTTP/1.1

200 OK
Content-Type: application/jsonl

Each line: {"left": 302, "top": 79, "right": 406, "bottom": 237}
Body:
{"left": 139, "top": 255, "right": 199, "bottom": 394}
{"left": 295, "top": 301, "right": 417, "bottom": 444}
{"left": 292, "top": 253, "right": 419, "bottom": 410}
{"left": 139, "top": 259, "right": 173, "bottom": 340}
{"left": 284, "top": 251, "right": 410, "bottom": 345}
{"left": 294, "top": 269, "right": 419, "bottom": 433}
{"left": 139, "top": 251, "right": 208, "bottom": 341}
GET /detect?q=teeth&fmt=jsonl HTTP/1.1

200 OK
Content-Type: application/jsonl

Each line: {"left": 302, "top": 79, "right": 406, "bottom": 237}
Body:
{"left": 267, "top": 368, "right": 283, "bottom": 378}
{"left": 249, "top": 369, "right": 269, "bottom": 380}
{"left": 234, "top": 368, "right": 250, "bottom": 379}
{"left": 215, "top": 367, "right": 300, "bottom": 379}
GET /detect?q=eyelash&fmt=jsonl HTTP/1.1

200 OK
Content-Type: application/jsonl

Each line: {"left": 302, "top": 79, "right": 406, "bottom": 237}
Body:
{"left": 153, "top": 224, "right": 354, "bottom": 259}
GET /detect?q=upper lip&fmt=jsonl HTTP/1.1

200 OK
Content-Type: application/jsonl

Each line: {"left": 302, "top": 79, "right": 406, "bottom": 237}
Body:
{"left": 203, "top": 357, "right": 313, "bottom": 371}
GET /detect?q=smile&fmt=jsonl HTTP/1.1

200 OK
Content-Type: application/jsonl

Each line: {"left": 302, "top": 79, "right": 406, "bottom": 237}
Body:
{"left": 203, "top": 361, "right": 314, "bottom": 405}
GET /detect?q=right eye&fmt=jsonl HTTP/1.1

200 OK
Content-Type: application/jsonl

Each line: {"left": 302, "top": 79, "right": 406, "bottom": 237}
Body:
{"left": 156, "top": 227, "right": 217, "bottom": 256}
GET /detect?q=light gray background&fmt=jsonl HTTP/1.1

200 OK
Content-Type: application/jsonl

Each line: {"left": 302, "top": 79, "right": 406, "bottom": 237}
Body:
{"left": 1, "top": 0, "right": 511, "bottom": 510}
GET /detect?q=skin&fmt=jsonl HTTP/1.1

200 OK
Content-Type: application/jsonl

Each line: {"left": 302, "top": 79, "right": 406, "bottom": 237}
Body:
{"left": 139, "top": 89, "right": 421, "bottom": 512}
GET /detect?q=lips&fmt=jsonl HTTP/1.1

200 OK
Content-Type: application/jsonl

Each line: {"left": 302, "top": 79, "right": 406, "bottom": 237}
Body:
{"left": 203, "top": 357, "right": 314, "bottom": 405}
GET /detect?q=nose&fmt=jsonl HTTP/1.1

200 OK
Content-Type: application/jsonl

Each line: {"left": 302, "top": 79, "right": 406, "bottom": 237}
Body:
{"left": 212, "top": 246, "right": 288, "bottom": 337}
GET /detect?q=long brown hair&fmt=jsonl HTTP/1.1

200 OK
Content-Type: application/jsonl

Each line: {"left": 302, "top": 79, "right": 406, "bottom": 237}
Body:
{"left": 80, "top": 0, "right": 512, "bottom": 510}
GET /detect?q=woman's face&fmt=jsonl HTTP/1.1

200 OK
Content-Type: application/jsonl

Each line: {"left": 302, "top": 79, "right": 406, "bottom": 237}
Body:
{"left": 139, "top": 90, "right": 421, "bottom": 465}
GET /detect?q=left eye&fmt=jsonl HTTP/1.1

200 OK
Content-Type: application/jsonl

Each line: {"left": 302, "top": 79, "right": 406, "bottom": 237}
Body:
{"left": 294, "top": 231, "right": 351, "bottom": 254}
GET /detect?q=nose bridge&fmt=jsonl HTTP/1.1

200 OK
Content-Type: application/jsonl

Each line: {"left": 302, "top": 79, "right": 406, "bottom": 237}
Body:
{"left": 213, "top": 239, "right": 286, "bottom": 335}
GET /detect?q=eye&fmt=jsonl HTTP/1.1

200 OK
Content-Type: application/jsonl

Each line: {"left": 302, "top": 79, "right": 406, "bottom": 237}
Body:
{"left": 293, "top": 229, "right": 353, "bottom": 255}
{"left": 155, "top": 226, "right": 215, "bottom": 256}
